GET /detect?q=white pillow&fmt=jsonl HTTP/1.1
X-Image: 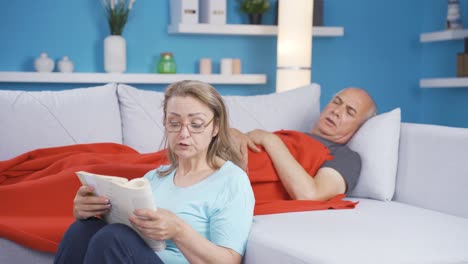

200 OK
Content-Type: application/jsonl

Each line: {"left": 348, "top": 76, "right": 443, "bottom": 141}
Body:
{"left": 224, "top": 83, "right": 321, "bottom": 133}
{"left": 348, "top": 108, "right": 401, "bottom": 201}
{"left": 117, "top": 84, "right": 166, "bottom": 154}
{"left": 118, "top": 83, "right": 322, "bottom": 154}
{"left": 0, "top": 84, "right": 122, "bottom": 161}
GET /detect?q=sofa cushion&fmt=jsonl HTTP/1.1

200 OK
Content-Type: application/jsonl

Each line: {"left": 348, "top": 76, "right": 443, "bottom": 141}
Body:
{"left": 0, "top": 239, "right": 54, "bottom": 264}
{"left": 244, "top": 198, "right": 468, "bottom": 263}
{"left": 117, "top": 83, "right": 321, "bottom": 153}
{"left": 347, "top": 108, "right": 401, "bottom": 201}
{"left": 0, "top": 84, "right": 122, "bottom": 161}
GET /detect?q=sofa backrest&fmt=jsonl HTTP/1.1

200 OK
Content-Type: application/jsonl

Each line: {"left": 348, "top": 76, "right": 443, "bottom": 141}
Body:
{"left": 0, "top": 83, "right": 320, "bottom": 160}
{"left": 0, "top": 84, "right": 122, "bottom": 161}
{"left": 117, "top": 83, "right": 321, "bottom": 153}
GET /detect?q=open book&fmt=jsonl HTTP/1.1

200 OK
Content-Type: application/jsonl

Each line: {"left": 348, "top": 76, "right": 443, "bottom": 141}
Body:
{"left": 75, "top": 171, "right": 166, "bottom": 252}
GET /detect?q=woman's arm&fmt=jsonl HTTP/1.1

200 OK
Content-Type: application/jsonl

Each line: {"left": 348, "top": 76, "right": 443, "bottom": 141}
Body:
{"left": 172, "top": 216, "right": 242, "bottom": 264}
{"left": 130, "top": 208, "right": 241, "bottom": 264}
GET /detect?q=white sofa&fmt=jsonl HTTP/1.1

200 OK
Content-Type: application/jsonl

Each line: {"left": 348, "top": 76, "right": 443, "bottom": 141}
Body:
{"left": 1, "top": 83, "right": 467, "bottom": 263}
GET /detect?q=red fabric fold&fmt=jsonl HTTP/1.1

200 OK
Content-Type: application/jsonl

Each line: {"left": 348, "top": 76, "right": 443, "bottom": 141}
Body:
{"left": 0, "top": 131, "right": 357, "bottom": 253}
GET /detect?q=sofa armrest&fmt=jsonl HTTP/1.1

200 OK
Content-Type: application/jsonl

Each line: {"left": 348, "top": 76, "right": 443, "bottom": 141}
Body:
{"left": 394, "top": 122, "right": 468, "bottom": 218}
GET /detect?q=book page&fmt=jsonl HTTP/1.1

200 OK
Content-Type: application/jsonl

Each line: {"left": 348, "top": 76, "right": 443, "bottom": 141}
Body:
{"left": 75, "top": 171, "right": 166, "bottom": 251}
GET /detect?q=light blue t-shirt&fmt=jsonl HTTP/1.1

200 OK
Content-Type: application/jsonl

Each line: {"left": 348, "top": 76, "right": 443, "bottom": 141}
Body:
{"left": 143, "top": 161, "right": 255, "bottom": 264}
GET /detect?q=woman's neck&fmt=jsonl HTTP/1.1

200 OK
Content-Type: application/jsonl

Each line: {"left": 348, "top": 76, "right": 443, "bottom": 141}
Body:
{"left": 174, "top": 157, "right": 222, "bottom": 187}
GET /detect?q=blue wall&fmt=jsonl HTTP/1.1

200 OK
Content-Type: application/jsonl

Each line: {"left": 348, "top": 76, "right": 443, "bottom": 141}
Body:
{"left": 420, "top": 0, "right": 468, "bottom": 128}
{"left": 1, "top": 0, "right": 467, "bottom": 127}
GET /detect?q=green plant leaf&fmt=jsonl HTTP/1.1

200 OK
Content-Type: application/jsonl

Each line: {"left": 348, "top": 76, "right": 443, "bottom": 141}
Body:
{"left": 238, "top": 0, "right": 270, "bottom": 14}
{"left": 104, "top": 0, "right": 134, "bottom": 35}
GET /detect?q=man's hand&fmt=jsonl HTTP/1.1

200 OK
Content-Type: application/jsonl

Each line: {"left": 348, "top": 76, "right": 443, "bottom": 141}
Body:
{"left": 230, "top": 128, "right": 261, "bottom": 168}
{"left": 246, "top": 129, "right": 277, "bottom": 147}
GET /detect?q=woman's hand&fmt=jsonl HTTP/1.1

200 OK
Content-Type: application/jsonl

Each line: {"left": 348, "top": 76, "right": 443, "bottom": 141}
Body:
{"left": 73, "top": 185, "right": 111, "bottom": 219}
{"left": 129, "top": 208, "right": 181, "bottom": 241}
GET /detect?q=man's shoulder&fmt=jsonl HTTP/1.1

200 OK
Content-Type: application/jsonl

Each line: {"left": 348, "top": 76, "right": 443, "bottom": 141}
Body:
{"left": 307, "top": 133, "right": 359, "bottom": 157}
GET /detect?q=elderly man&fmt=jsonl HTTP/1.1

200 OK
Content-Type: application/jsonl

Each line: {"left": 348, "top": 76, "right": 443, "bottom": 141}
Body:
{"left": 231, "top": 87, "right": 376, "bottom": 201}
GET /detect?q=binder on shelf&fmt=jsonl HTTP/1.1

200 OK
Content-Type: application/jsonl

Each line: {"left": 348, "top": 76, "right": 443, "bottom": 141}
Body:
{"left": 170, "top": 0, "right": 199, "bottom": 25}
{"left": 199, "top": 0, "right": 226, "bottom": 25}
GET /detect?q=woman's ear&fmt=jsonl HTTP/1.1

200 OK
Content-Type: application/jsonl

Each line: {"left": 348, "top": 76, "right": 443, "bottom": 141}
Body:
{"left": 212, "top": 123, "right": 219, "bottom": 137}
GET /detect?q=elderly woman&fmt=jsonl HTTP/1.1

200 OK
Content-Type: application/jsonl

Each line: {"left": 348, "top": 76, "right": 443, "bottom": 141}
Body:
{"left": 55, "top": 80, "right": 255, "bottom": 264}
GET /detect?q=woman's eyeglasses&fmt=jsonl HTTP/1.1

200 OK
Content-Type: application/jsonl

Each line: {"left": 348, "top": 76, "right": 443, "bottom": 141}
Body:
{"left": 165, "top": 117, "right": 214, "bottom": 133}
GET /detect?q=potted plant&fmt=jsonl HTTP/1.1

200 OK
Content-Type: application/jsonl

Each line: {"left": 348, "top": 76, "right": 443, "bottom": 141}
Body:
{"left": 238, "top": 0, "right": 270, "bottom": 25}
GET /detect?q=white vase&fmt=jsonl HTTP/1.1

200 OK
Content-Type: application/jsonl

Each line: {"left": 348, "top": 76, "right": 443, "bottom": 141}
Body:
{"left": 104, "top": 35, "right": 126, "bottom": 73}
{"left": 34, "top": 52, "right": 54, "bottom": 73}
{"left": 58, "top": 56, "right": 74, "bottom": 73}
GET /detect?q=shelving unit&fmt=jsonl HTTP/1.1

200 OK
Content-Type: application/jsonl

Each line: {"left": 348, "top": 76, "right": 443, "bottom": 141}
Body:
{"left": 1, "top": 24, "right": 345, "bottom": 86}
{"left": 168, "top": 23, "right": 344, "bottom": 37}
{"left": 419, "top": 29, "right": 468, "bottom": 88}
{"left": 420, "top": 77, "right": 468, "bottom": 88}
{"left": 420, "top": 29, "right": 468, "bottom": 42}
{"left": 0, "top": 72, "right": 267, "bottom": 85}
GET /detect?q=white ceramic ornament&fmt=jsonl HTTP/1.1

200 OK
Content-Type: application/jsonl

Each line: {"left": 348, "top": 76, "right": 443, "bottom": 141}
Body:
{"left": 34, "top": 53, "right": 54, "bottom": 73}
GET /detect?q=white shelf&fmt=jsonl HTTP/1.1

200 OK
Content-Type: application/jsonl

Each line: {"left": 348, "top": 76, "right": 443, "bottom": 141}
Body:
{"left": 168, "top": 23, "right": 344, "bottom": 37}
{"left": 420, "top": 29, "right": 468, "bottom": 42}
{"left": 420, "top": 77, "right": 468, "bottom": 88}
{"left": 0, "top": 72, "right": 267, "bottom": 85}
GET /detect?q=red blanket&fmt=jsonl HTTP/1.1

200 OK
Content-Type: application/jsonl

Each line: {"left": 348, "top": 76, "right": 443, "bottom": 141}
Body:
{"left": 0, "top": 130, "right": 356, "bottom": 253}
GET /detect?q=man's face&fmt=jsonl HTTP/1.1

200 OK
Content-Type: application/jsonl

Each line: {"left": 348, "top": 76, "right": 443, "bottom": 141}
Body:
{"left": 312, "top": 88, "right": 373, "bottom": 144}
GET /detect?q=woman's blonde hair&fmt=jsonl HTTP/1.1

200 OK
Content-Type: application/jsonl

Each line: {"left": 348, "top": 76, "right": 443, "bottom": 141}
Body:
{"left": 158, "top": 80, "right": 243, "bottom": 176}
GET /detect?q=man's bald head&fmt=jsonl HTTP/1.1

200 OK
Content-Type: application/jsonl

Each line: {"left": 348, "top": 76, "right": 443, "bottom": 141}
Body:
{"left": 310, "top": 87, "right": 377, "bottom": 144}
